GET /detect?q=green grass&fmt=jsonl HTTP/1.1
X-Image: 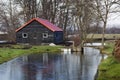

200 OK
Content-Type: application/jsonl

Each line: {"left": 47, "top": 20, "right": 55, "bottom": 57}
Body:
{"left": 0, "top": 45, "right": 63, "bottom": 64}
{"left": 101, "top": 42, "right": 115, "bottom": 55}
{"left": 97, "top": 42, "right": 120, "bottom": 80}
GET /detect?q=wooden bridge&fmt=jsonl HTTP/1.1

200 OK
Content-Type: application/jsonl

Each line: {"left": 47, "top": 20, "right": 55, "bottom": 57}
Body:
{"left": 87, "top": 34, "right": 120, "bottom": 41}
{"left": 83, "top": 45, "right": 102, "bottom": 49}
{"left": 84, "top": 43, "right": 103, "bottom": 48}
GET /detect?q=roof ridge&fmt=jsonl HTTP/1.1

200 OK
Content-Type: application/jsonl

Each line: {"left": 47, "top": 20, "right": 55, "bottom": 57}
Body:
{"left": 16, "top": 18, "right": 63, "bottom": 32}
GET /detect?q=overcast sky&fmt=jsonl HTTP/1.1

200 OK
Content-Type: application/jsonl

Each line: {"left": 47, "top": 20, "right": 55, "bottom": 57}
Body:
{"left": 107, "top": 13, "right": 120, "bottom": 27}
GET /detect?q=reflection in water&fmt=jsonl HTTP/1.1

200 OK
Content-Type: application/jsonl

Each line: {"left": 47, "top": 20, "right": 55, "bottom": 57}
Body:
{"left": 0, "top": 47, "right": 102, "bottom": 80}
{"left": 0, "top": 58, "right": 23, "bottom": 80}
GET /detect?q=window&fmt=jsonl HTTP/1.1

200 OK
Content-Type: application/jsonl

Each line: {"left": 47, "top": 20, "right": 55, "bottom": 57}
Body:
{"left": 43, "top": 33, "right": 48, "bottom": 38}
{"left": 22, "top": 33, "right": 28, "bottom": 38}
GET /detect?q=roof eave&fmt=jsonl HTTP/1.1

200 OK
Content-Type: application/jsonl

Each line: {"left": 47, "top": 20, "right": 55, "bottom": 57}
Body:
{"left": 16, "top": 18, "right": 36, "bottom": 32}
{"left": 16, "top": 18, "right": 63, "bottom": 32}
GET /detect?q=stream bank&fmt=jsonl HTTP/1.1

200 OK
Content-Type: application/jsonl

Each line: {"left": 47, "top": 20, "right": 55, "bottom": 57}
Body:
{"left": 0, "top": 44, "right": 63, "bottom": 64}
{"left": 0, "top": 47, "right": 102, "bottom": 80}
{"left": 97, "top": 42, "right": 120, "bottom": 80}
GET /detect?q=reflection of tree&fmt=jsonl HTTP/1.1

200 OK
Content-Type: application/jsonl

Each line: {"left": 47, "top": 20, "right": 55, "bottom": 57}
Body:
{"left": 22, "top": 63, "right": 37, "bottom": 80}
{"left": 42, "top": 54, "right": 62, "bottom": 80}
{"left": 42, "top": 54, "right": 53, "bottom": 80}
{"left": 43, "top": 53, "right": 48, "bottom": 65}
{"left": 22, "top": 55, "right": 38, "bottom": 80}
{"left": 20, "top": 52, "right": 102, "bottom": 80}
{"left": 22, "top": 53, "right": 57, "bottom": 80}
{"left": 65, "top": 54, "right": 70, "bottom": 80}
{"left": 22, "top": 54, "right": 44, "bottom": 80}
{"left": 79, "top": 52, "right": 84, "bottom": 79}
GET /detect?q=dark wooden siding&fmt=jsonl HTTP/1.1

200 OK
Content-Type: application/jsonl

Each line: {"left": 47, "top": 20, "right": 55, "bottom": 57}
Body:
{"left": 54, "top": 31, "right": 63, "bottom": 44}
{"left": 16, "top": 21, "right": 54, "bottom": 45}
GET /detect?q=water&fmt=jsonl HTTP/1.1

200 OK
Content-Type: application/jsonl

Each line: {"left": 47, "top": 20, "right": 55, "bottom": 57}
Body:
{"left": 0, "top": 47, "right": 103, "bottom": 80}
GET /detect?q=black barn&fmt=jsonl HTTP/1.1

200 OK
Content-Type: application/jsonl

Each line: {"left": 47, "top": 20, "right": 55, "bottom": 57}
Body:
{"left": 16, "top": 18, "right": 63, "bottom": 45}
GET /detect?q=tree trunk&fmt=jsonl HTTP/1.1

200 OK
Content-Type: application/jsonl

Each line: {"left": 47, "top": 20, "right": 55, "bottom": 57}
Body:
{"left": 101, "top": 22, "right": 106, "bottom": 48}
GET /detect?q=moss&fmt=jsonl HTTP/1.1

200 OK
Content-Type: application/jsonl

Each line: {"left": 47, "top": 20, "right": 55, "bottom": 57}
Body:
{"left": 97, "top": 43, "right": 120, "bottom": 80}
{"left": 0, "top": 45, "right": 63, "bottom": 64}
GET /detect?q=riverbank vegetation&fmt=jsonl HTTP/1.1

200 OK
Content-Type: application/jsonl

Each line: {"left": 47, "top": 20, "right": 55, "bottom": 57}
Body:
{"left": 97, "top": 42, "right": 120, "bottom": 80}
{"left": 101, "top": 42, "right": 115, "bottom": 55}
{"left": 0, "top": 44, "right": 63, "bottom": 64}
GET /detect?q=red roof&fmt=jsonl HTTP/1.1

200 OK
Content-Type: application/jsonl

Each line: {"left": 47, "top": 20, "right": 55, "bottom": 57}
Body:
{"left": 16, "top": 18, "right": 63, "bottom": 32}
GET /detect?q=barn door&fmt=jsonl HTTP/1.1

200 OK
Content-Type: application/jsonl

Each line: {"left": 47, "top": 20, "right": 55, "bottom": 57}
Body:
{"left": 54, "top": 32, "right": 63, "bottom": 44}
{"left": 30, "top": 32, "right": 41, "bottom": 45}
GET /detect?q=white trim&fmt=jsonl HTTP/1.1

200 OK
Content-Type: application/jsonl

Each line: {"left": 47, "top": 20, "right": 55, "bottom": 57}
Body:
{"left": 22, "top": 33, "right": 28, "bottom": 38}
{"left": 43, "top": 33, "right": 48, "bottom": 38}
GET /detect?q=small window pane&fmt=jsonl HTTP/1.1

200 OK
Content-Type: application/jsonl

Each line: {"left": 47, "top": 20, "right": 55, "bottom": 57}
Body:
{"left": 43, "top": 33, "right": 48, "bottom": 38}
{"left": 22, "top": 33, "right": 28, "bottom": 38}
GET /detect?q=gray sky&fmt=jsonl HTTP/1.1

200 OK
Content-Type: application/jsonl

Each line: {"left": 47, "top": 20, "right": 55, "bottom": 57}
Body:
{"left": 107, "top": 13, "right": 120, "bottom": 27}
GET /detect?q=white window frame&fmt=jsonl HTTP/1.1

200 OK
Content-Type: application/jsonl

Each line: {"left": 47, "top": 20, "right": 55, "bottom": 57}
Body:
{"left": 43, "top": 33, "right": 48, "bottom": 38}
{"left": 22, "top": 33, "right": 28, "bottom": 38}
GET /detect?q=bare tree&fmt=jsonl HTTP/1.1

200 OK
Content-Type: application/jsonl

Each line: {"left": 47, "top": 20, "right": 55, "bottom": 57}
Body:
{"left": 14, "top": 0, "right": 37, "bottom": 21}
{"left": 69, "top": 0, "right": 97, "bottom": 51}
{"left": 94, "top": 0, "right": 120, "bottom": 48}
{"left": 0, "top": 0, "right": 20, "bottom": 42}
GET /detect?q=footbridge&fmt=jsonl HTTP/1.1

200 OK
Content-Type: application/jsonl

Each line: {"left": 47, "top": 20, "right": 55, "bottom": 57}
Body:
{"left": 84, "top": 43, "right": 104, "bottom": 48}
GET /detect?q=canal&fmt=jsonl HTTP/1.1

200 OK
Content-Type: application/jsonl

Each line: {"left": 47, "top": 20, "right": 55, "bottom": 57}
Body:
{"left": 0, "top": 47, "right": 105, "bottom": 80}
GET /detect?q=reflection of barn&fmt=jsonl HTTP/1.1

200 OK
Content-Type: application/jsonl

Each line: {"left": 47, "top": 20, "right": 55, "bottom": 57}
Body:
{"left": 22, "top": 53, "right": 59, "bottom": 80}
{"left": 16, "top": 18, "right": 63, "bottom": 45}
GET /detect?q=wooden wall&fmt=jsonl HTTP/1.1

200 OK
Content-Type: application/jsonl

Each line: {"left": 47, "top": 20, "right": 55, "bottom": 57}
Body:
{"left": 16, "top": 21, "right": 54, "bottom": 45}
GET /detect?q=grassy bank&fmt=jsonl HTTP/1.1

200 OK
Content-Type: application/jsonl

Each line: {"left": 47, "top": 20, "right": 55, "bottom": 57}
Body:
{"left": 97, "top": 42, "right": 120, "bottom": 80}
{"left": 0, "top": 45, "right": 63, "bottom": 64}
{"left": 101, "top": 42, "right": 115, "bottom": 55}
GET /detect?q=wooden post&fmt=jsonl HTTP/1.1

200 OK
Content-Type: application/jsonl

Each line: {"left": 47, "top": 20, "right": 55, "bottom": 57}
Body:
{"left": 81, "top": 47, "right": 84, "bottom": 54}
{"left": 80, "top": 41, "right": 84, "bottom": 54}
{"left": 72, "top": 41, "right": 75, "bottom": 51}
